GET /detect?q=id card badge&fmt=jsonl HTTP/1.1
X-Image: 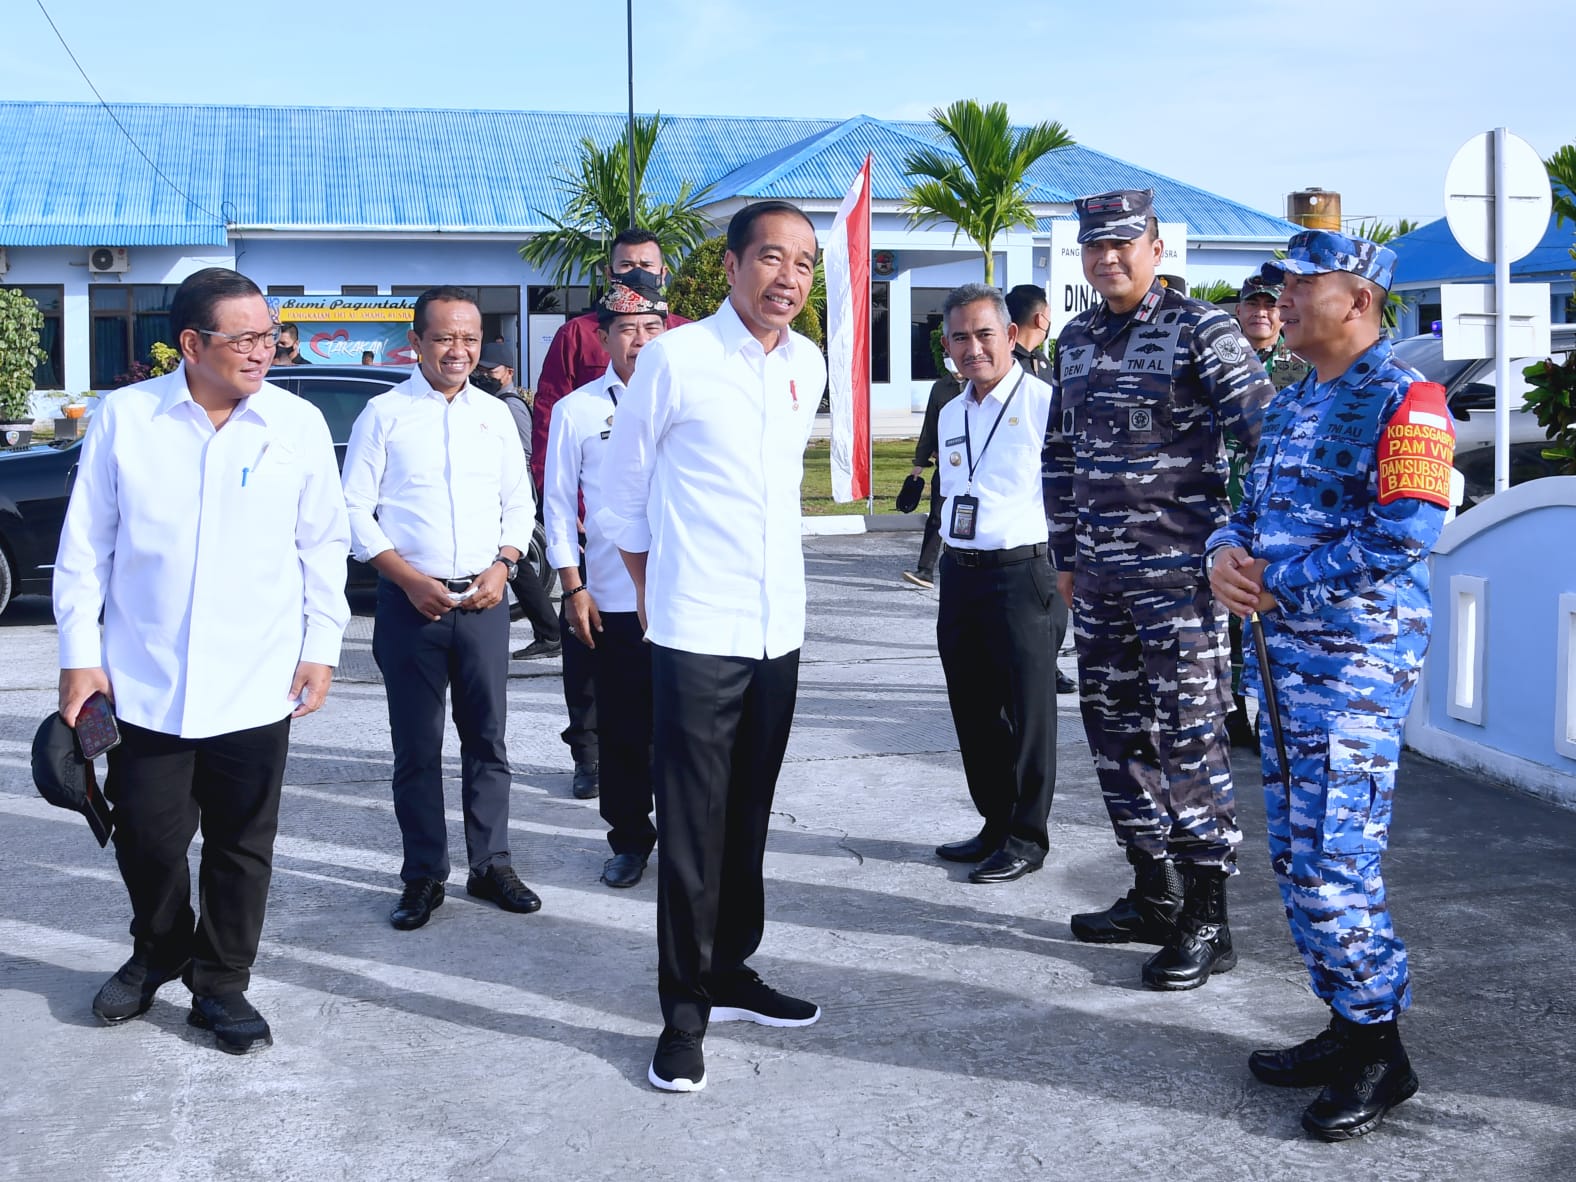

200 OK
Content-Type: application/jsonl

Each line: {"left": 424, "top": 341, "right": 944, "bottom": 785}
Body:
{"left": 950, "top": 493, "right": 980, "bottom": 541}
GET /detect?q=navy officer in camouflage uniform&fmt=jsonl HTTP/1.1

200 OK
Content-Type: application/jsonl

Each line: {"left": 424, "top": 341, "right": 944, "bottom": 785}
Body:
{"left": 1223, "top": 267, "right": 1312, "bottom": 746}
{"left": 1044, "top": 189, "right": 1274, "bottom": 990}
{"left": 1208, "top": 230, "right": 1450, "bottom": 1141}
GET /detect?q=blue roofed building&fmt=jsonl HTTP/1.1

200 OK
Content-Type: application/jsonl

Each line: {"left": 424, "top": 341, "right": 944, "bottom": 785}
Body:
{"left": 0, "top": 102, "right": 1300, "bottom": 408}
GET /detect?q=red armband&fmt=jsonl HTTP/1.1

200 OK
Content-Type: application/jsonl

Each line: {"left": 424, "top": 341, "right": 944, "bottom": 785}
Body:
{"left": 1376, "top": 381, "right": 1455, "bottom": 507}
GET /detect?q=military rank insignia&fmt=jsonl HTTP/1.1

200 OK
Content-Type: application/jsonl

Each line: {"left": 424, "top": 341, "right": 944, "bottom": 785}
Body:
{"left": 1376, "top": 381, "right": 1455, "bottom": 507}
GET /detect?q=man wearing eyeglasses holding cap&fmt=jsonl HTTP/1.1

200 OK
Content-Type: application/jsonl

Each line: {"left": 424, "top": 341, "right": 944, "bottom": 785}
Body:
{"left": 341, "top": 286, "right": 542, "bottom": 932}
{"left": 54, "top": 267, "right": 351, "bottom": 1055}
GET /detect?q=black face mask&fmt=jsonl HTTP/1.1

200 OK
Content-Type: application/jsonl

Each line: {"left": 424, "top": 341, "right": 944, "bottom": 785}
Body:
{"left": 471, "top": 368, "right": 502, "bottom": 395}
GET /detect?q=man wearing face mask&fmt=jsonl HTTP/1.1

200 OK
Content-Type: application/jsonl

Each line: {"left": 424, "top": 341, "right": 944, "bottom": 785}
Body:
{"left": 1044, "top": 189, "right": 1274, "bottom": 991}
{"left": 342, "top": 287, "right": 542, "bottom": 931}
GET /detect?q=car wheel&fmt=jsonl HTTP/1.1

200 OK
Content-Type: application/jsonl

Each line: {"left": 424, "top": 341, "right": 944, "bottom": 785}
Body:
{"left": 507, "top": 522, "right": 558, "bottom": 621}
{"left": 0, "top": 545, "right": 13, "bottom": 618}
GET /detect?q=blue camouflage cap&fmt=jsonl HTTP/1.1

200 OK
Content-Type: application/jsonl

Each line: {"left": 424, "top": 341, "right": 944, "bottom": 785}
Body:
{"left": 1075, "top": 189, "right": 1153, "bottom": 244}
{"left": 1265, "top": 230, "right": 1397, "bottom": 292}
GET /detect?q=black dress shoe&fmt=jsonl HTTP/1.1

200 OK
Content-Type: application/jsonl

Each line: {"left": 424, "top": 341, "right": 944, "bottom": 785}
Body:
{"left": 935, "top": 832, "right": 999, "bottom": 863}
{"left": 572, "top": 760, "right": 600, "bottom": 799}
{"left": 390, "top": 877, "right": 444, "bottom": 930}
{"left": 968, "top": 850, "right": 1042, "bottom": 884}
{"left": 1055, "top": 670, "right": 1077, "bottom": 694}
{"left": 467, "top": 864, "right": 543, "bottom": 913}
{"left": 92, "top": 956, "right": 191, "bottom": 1024}
{"left": 189, "top": 991, "right": 273, "bottom": 1055}
{"left": 602, "top": 852, "right": 647, "bottom": 888}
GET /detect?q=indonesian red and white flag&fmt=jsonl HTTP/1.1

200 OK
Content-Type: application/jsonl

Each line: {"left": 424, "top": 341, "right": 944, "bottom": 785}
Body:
{"left": 825, "top": 155, "right": 872, "bottom": 503}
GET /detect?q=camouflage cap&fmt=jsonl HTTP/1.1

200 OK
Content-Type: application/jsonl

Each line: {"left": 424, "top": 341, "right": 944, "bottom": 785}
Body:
{"left": 1238, "top": 264, "right": 1283, "bottom": 302}
{"left": 1265, "top": 230, "right": 1397, "bottom": 292}
{"left": 1074, "top": 189, "right": 1154, "bottom": 244}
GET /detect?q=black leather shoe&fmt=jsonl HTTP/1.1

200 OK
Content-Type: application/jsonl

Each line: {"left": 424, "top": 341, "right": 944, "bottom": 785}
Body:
{"left": 1302, "top": 1023, "right": 1417, "bottom": 1141}
{"left": 572, "top": 760, "right": 600, "bottom": 799}
{"left": 1055, "top": 671, "right": 1077, "bottom": 694}
{"left": 513, "top": 638, "right": 562, "bottom": 660}
{"left": 92, "top": 957, "right": 190, "bottom": 1025}
{"left": 189, "top": 991, "right": 273, "bottom": 1055}
{"left": 602, "top": 852, "right": 647, "bottom": 888}
{"left": 390, "top": 877, "right": 445, "bottom": 930}
{"left": 968, "top": 850, "right": 1042, "bottom": 884}
{"left": 467, "top": 864, "right": 543, "bottom": 913}
{"left": 935, "top": 831, "right": 999, "bottom": 863}
{"left": 1250, "top": 1015, "right": 1350, "bottom": 1087}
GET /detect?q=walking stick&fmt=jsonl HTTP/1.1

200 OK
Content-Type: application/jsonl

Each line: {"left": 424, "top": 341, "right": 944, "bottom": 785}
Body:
{"left": 1250, "top": 611, "right": 1290, "bottom": 785}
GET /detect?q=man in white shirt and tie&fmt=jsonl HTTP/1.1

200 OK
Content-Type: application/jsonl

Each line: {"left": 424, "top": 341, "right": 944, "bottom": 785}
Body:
{"left": 543, "top": 273, "right": 669, "bottom": 890}
{"left": 931, "top": 284, "right": 1061, "bottom": 886}
{"left": 600, "top": 201, "right": 828, "bottom": 1093}
{"left": 341, "top": 287, "right": 540, "bottom": 931}
{"left": 54, "top": 267, "right": 351, "bottom": 1054}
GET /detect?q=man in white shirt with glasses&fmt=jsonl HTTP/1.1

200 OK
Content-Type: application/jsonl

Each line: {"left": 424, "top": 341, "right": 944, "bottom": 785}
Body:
{"left": 55, "top": 267, "right": 350, "bottom": 1055}
{"left": 341, "top": 286, "right": 540, "bottom": 932}
{"left": 601, "top": 201, "right": 828, "bottom": 1094}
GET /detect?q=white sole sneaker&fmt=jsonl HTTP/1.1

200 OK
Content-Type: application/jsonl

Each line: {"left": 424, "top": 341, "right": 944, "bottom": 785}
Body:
{"left": 648, "top": 1062, "right": 706, "bottom": 1092}
{"left": 900, "top": 572, "right": 934, "bottom": 589}
{"left": 709, "top": 1004, "right": 822, "bottom": 1028}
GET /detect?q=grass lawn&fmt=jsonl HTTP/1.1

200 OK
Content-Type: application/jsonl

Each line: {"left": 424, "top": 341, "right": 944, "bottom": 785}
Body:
{"left": 802, "top": 439, "right": 921, "bottom": 515}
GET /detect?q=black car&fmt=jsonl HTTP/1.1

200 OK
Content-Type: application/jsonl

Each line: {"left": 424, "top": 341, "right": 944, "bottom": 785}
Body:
{"left": 0, "top": 364, "right": 553, "bottom": 616}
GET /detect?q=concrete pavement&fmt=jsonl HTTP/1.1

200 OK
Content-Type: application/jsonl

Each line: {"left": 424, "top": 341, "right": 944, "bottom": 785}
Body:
{"left": 2, "top": 533, "right": 1574, "bottom": 1181}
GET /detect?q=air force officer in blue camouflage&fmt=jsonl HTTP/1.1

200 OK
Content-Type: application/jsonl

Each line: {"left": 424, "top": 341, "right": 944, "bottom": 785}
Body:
{"left": 1044, "top": 190, "right": 1274, "bottom": 991}
{"left": 1208, "top": 231, "right": 1451, "bottom": 1142}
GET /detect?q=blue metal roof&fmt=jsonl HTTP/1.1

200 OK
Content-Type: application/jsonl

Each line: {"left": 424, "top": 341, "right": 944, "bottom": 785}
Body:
{"left": 0, "top": 102, "right": 1297, "bottom": 246}
{"left": 1391, "top": 213, "right": 1576, "bottom": 287}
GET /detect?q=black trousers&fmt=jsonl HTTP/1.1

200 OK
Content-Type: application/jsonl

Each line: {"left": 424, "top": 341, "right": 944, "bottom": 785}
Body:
{"left": 936, "top": 550, "right": 1063, "bottom": 860}
{"left": 652, "top": 644, "right": 799, "bottom": 1034}
{"left": 103, "top": 715, "right": 291, "bottom": 995}
{"left": 592, "top": 611, "right": 655, "bottom": 857}
{"left": 559, "top": 598, "right": 598, "bottom": 765}
{"left": 509, "top": 565, "right": 560, "bottom": 646}
{"left": 916, "top": 473, "right": 943, "bottom": 575}
{"left": 373, "top": 577, "right": 512, "bottom": 882}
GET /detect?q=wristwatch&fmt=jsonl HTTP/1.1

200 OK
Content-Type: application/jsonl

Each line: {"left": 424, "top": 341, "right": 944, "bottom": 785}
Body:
{"left": 492, "top": 552, "right": 519, "bottom": 580}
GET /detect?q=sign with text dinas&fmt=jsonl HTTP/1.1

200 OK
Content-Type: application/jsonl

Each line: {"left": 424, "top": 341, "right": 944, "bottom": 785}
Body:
{"left": 1045, "top": 219, "right": 1187, "bottom": 339}
{"left": 266, "top": 295, "right": 419, "bottom": 365}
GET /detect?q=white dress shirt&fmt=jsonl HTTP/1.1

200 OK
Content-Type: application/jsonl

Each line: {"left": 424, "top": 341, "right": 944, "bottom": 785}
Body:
{"left": 53, "top": 365, "right": 351, "bottom": 740}
{"left": 341, "top": 368, "right": 535, "bottom": 578}
{"left": 936, "top": 362, "right": 1054, "bottom": 551}
{"left": 543, "top": 365, "right": 636, "bottom": 612}
{"left": 597, "top": 298, "right": 827, "bottom": 659}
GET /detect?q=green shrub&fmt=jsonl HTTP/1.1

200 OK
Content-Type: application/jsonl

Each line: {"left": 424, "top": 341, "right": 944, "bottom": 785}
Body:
{"left": 0, "top": 288, "right": 47, "bottom": 422}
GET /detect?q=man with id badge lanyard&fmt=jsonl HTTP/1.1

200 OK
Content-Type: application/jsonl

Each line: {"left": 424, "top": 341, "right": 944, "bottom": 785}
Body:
{"left": 54, "top": 267, "right": 350, "bottom": 1054}
{"left": 931, "top": 284, "right": 1061, "bottom": 886}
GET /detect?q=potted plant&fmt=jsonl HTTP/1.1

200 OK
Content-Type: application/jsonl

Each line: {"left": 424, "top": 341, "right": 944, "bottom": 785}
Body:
{"left": 54, "top": 395, "right": 89, "bottom": 441}
{"left": 0, "top": 287, "right": 47, "bottom": 448}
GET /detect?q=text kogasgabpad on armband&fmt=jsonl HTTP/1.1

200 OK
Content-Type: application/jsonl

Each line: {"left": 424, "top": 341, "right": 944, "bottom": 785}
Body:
{"left": 1377, "top": 381, "right": 1455, "bottom": 507}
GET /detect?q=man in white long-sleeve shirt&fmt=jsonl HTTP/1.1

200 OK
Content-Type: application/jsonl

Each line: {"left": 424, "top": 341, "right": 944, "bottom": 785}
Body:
{"left": 543, "top": 273, "right": 668, "bottom": 890}
{"left": 599, "top": 201, "right": 828, "bottom": 1093}
{"left": 341, "top": 286, "right": 541, "bottom": 931}
{"left": 54, "top": 267, "right": 350, "bottom": 1054}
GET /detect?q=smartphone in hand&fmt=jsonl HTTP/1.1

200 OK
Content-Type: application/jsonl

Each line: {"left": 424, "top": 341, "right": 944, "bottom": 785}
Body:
{"left": 75, "top": 690, "right": 122, "bottom": 760}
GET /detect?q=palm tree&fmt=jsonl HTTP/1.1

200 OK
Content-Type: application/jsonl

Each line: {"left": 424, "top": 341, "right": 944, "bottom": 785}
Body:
{"left": 1347, "top": 218, "right": 1420, "bottom": 245}
{"left": 901, "top": 100, "right": 1074, "bottom": 285}
{"left": 519, "top": 114, "right": 714, "bottom": 295}
{"left": 1546, "top": 143, "right": 1576, "bottom": 227}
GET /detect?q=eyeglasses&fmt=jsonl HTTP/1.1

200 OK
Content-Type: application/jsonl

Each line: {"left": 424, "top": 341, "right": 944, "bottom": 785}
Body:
{"left": 198, "top": 325, "right": 283, "bottom": 353}
{"left": 426, "top": 335, "right": 483, "bottom": 348}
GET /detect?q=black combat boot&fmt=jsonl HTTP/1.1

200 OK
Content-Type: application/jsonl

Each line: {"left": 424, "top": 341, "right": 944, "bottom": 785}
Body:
{"left": 1302, "top": 1018, "right": 1418, "bottom": 1141}
{"left": 1070, "top": 853, "right": 1182, "bottom": 945}
{"left": 1141, "top": 866, "right": 1236, "bottom": 990}
{"left": 1249, "top": 1010, "right": 1354, "bottom": 1087}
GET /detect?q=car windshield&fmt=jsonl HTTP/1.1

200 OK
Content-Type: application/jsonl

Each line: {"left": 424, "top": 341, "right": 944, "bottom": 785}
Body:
{"left": 1390, "top": 336, "right": 1476, "bottom": 389}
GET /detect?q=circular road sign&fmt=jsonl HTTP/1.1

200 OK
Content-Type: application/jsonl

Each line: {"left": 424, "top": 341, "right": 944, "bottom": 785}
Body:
{"left": 1444, "top": 130, "right": 1552, "bottom": 264}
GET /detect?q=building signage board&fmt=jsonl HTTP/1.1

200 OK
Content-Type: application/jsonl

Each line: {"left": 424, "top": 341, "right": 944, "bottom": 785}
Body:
{"left": 1046, "top": 220, "right": 1186, "bottom": 339}
{"left": 266, "top": 295, "right": 418, "bottom": 365}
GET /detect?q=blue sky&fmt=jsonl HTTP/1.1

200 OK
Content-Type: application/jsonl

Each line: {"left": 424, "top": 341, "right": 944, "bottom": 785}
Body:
{"left": 9, "top": 0, "right": 1569, "bottom": 228}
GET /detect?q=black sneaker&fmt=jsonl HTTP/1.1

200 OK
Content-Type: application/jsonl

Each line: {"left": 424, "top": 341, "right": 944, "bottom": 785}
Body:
{"left": 513, "top": 638, "right": 562, "bottom": 660}
{"left": 189, "top": 991, "right": 272, "bottom": 1055}
{"left": 648, "top": 1026, "right": 706, "bottom": 1092}
{"left": 710, "top": 971, "right": 821, "bottom": 1027}
{"left": 92, "top": 957, "right": 190, "bottom": 1024}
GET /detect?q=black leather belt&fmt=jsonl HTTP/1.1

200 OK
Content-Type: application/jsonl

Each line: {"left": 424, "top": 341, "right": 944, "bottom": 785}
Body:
{"left": 444, "top": 576, "right": 481, "bottom": 592}
{"left": 943, "top": 542, "right": 1047, "bottom": 568}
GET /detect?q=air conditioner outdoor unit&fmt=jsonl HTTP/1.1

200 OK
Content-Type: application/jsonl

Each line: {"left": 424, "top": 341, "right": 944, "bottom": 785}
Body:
{"left": 0, "top": 246, "right": 8, "bottom": 275}
{"left": 89, "top": 247, "right": 129, "bottom": 274}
